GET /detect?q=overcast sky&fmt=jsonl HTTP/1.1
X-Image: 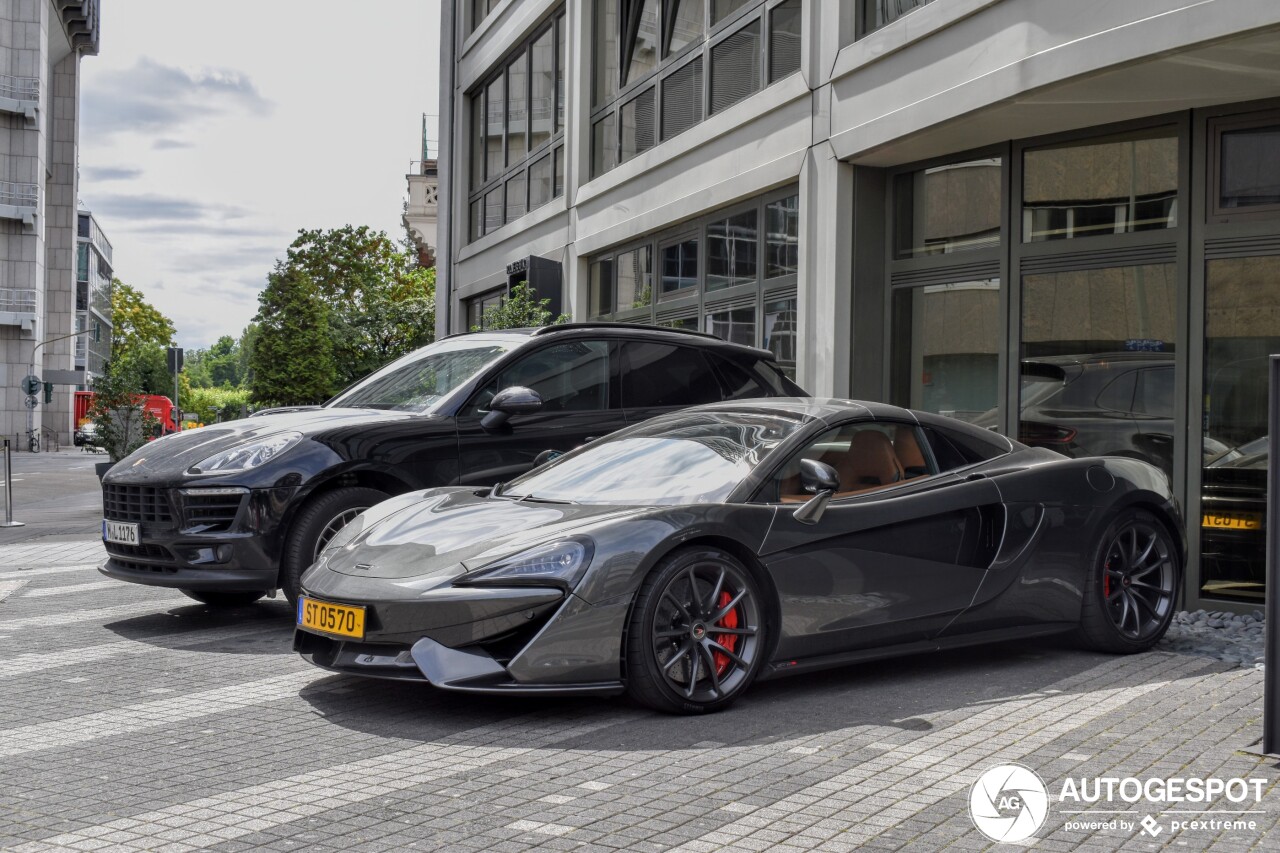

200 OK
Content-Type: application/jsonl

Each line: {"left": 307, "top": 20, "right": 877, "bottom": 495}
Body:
{"left": 78, "top": 1, "right": 442, "bottom": 349}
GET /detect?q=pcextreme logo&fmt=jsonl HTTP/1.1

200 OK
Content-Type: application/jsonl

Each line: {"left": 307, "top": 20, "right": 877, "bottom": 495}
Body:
{"left": 969, "top": 764, "right": 1050, "bottom": 842}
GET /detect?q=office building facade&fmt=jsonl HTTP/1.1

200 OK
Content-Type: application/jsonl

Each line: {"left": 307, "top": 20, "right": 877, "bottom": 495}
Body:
{"left": 437, "top": 0, "right": 1280, "bottom": 610}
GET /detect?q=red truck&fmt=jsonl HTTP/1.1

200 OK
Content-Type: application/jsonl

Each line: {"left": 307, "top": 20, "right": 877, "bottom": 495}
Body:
{"left": 74, "top": 390, "right": 178, "bottom": 434}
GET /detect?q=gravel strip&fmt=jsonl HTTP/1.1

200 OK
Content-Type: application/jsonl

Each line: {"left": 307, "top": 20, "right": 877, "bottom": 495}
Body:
{"left": 1159, "top": 609, "right": 1266, "bottom": 669}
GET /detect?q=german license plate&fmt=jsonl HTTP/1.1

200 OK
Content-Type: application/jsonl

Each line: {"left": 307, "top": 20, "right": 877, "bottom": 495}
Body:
{"left": 297, "top": 596, "right": 366, "bottom": 640}
{"left": 1201, "top": 512, "right": 1262, "bottom": 530}
{"left": 103, "top": 520, "right": 140, "bottom": 545}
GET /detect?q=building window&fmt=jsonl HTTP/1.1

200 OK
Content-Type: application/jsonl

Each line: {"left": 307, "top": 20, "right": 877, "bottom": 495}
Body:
{"left": 468, "top": 9, "right": 567, "bottom": 242}
{"left": 1210, "top": 111, "right": 1280, "bottom": 221}
{"left": 591, "top": 1, "right": 803, "bottom": 179}
{"left": 891, "top": 280, "right": 1000, "bottom": 423}
{"left": 1022, "top": 128, "right": 1178, "bottom": 243}
{"left": 588, "top": 188, "right": 798, "bottom": 377}
{"left": 467, "top": 289, "right": 507, "bottom": 330}
{"left": 853, "top": 0, "right": 934, "bottom": 40}
{"left": 471, "top": 0, "right": 500, "bottom": 34}
{"left": 893, "top": 157, "right": 1001, "bottom": 259}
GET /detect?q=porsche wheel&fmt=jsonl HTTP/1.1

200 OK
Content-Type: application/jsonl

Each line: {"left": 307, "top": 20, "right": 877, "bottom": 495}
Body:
{"left": 626, "top": 548, "right": 766, "bottom": 714}
{"left": 181, "top": 590, "right": 266, "bottom": 607}
{"left": 280, "top": 487, "right": 387, "bottom": 604}
{"left": 1077, "top": 508, "right": 1180, "bottom": 653}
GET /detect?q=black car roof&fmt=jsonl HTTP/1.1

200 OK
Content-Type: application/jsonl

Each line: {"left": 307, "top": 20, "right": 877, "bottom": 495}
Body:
{"left": 445, "top": 323, "right": 776, "bottom": 360}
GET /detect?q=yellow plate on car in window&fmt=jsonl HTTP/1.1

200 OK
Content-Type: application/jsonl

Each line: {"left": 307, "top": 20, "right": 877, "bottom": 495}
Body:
{"left": 297, "top": 596, "right": 366, "bottom": 640}
{"left": 1201, "top": 512, "right": 1262, "bottom": 530}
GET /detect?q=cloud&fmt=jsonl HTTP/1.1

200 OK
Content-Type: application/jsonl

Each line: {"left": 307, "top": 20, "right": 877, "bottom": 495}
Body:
{"left": 86, "top": 193, "right": 249, "bottom": 223}
{"left": 82, "top": 166, "right": 143, "bottom": 182}
{"left": 152, "top": 139, "right": 194, "bottom": 150}
{"left": 81, "top": 57, "right": 272, "bottom": 141}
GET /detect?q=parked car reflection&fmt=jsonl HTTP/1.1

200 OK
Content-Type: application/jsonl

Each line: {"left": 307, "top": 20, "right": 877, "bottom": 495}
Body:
{"left": 1200, "top": 437, "right": 1266, "bottom": 602}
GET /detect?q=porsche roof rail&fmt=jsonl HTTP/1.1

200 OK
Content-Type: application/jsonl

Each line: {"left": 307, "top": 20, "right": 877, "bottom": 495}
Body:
{"left": 532, "top": 322, "right": 720, "bottom": 340}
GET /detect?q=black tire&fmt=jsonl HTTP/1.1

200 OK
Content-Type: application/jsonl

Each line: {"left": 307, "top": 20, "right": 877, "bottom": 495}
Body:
{"left": 279, "top": 486, "right": 387, "bottom": 604}
{"left": 181, "top": 589, "right": 266, "bottom": 607}
{"left": 625, "top": 548, "right": 768, "bottom": 714}
{"left": 1076, "top": 508, "right": 1181, "bottom": 653}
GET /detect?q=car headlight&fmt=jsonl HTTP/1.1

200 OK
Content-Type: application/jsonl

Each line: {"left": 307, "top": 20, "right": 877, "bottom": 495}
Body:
{"left": 188, "top": 432, "right": 302, "bottom": 474}
{"left": 458, "top": 539, "right": 593, "bottom": 590}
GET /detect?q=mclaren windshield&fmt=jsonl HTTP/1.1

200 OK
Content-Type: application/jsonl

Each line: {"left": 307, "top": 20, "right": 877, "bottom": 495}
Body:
{"left": 327, "top": 337, "right": 519, "bottom": 413}
{"left": 502, "top": 411, "right": 804, "bottom": 505}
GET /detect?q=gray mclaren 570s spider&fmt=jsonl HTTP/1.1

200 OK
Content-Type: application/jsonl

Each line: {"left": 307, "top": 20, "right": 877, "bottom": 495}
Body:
{"left": 293, "top": 398, "right": 1185, "bottom": 714}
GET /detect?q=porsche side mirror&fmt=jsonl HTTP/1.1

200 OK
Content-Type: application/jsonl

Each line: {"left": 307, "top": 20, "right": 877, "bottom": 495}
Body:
{"left": 481, "top": 386, "right": 543, "bottom": 430}
{"left": 793, "top": 458, "right": 839, "bottom": 525}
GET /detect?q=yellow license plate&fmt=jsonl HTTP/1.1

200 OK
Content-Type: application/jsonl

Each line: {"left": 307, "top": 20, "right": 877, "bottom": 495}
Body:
{"left": 1201, "top": 512, "right": 1262, "bottom": 530}
{"left": 297, "top": 597, "right": 366, "bottom": 639}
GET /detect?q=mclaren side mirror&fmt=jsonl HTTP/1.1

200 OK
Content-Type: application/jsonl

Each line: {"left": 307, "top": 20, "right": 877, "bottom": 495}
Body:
{"left": 481, "top": 386, "right": 543, "bottom": 430}
{"left": 793, "top": 458, "right": 839, "bottom": 525}
{"left": 532, "top": 448, "right": 563, "bottom": 468}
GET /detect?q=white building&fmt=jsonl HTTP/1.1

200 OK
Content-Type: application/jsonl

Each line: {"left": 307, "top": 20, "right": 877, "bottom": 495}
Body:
{"left": 438, "top": 0, "right": 1280, "bottom": 611}
{"left": 0, "top": 0, "right": 100, "bottom": 448}
{"left": 75, "top": 208, "right": 111, "bottom": 384}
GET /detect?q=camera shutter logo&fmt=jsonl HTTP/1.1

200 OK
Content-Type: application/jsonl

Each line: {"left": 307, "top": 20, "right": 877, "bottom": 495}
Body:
{"left": 969, "top": 763, "right": 1050, "bottom": 842}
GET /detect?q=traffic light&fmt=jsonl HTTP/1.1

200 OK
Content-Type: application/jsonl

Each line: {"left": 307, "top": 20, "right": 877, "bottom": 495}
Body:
{"left": 43, "top": 382, "right": 52, "bottom": 404}
{"left": 20, "top": 375, "right": 40, "bottom": 396}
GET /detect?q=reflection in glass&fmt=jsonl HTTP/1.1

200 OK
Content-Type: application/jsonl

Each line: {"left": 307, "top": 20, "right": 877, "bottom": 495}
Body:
{"left": 1018, "top": 264, "right": 1178, "bottom": 473}
{"left": 858, "top": 0, "right": 934, "bottom": 38}
{"left": 706, "top": 210, "right": 758, "bottom": 290}
{"left": 556, "top": 16, "right": 566, "bottom": 133}
{"left": 594, "top": 0, "right": 619, "bottom": 105}
{"left": 617, "top": 246, "right": 653, "bottom": 310}
{"left": 892, "top": 281, "right": 999, "bottom": 422}
{"left": 506, "top": 51, "right": 527, "bottom": 163}
{"left": 593, "top": 114, "right": 617, "bottom": 177}
{"left": 1201, "top": 255, "right": 1280, "bottom": 602}
{"left": 661, "top": 239, "right": 698, "bottom": 296}
{"left": 713, "top": 0, "right": 751, "bottom": 24}
{"left": 1219, "top": 124, "right": 1280, "bottom": 210}
{"left": 484, "top": 186, "right": 503, "bottom": 233}
{"left": 469, "top": 199, "right": 483, "bottom": 241}
{"left": 590, "top": 259, "right": 614, "bottom": 317}
{"left": 471, "top": 95, "right": 484, "bottom": 188}
{"left": 763, "top": 297, "right": 797, "bottom": 379}
{"left": 666, "top": 0, "right": 704, "bottom": 56}
{"left": 620, "top": 88, "right": 656, "bottom": 163}
{"left": 529, "top": 155, "right": 552, "bottom": 209}
{"left": 530, "top": 30, "right": 554, "bottom": 151}
{"left": 705, "top": 305, "right": 756, "bottom": 347}
{"left": 660, "top": 315, "right": 700, "bottom": 331}
{"left": 625, "top": 0, "right": 661, "bottom": 85}
{"left": 894, "top": 159, "right": 1000, "bottom": 259}
{"left": 1023, "top": 131, "right": 1178, "bottom": 242}
{"left": 766, "top": 195, "right": 799, "bottom": 277}
{"left": 330, "top": 340, "right": 516, "bottom": 412}
{"left": 554, "top": 145, "right": 565, "bottom": 196}
{"left": 505, "top": 412, "right": 804, "bottom": 505}
{"left": 485, "top": 76, "right": 504, "bottom": 178}
{"left": 505, "top": 172, "right": 526, "bottom": 221}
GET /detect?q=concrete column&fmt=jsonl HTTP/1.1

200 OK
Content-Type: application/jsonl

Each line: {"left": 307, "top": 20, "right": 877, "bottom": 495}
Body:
{"left": 796, "top": 141, "right": 854, "bottom": 397}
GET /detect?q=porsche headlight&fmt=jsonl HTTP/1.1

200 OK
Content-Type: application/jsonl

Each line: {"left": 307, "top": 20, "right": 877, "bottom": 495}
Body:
{"left": 459, "top": 539, "right": 593, "bottom": 590}
{"left": 189, "top": 432, "right": 302, "bottom": 474}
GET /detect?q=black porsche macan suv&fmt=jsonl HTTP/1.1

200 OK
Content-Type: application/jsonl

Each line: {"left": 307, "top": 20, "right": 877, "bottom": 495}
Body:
{"left": 99, "top": 324, "right": 804, "bottom": 606}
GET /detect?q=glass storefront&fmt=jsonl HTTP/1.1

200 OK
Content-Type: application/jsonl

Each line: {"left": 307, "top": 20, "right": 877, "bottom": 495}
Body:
{"left": 1200, "top": 255, "right": 1280, "bottom": 602}
{"left": 884, "top": 106, "right": 1280, "bottom": 608}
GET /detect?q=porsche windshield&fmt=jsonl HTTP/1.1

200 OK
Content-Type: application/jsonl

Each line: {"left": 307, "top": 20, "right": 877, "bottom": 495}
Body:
{"left": 327, "top": 337, "right": 518, "bottom": 412}
{"left": 504, "top": 412, "right": 804, "bottom": 505}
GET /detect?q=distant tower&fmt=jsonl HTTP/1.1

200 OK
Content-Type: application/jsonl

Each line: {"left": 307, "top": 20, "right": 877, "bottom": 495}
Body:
{"left": 403, "top": 114, "right": 438, "bottom": 269}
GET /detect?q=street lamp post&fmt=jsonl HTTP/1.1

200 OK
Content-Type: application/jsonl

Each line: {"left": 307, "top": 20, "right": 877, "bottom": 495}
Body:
{"left": 25, "top": 328, "right": 97, "bottom": 449}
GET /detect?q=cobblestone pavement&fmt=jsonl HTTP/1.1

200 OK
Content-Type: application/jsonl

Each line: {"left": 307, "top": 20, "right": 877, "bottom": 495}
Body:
{"left": 0, "top": 463, "right": 1276, "bottom": 850}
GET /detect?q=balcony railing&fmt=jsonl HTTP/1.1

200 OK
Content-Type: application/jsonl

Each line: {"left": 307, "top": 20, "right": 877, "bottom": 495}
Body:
{"left": 0, "top": 181, "right": 38, "bottom": 208}
{"left": 0, "top": 74, "right": 39, "bottom": 101}
{"left": 0, "top": 288, "right": 37, "bottom": 313}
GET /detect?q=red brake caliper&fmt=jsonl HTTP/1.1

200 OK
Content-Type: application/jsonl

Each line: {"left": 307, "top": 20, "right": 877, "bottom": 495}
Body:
{"left": 711, "top": 590, "right": 739, "bottom": 676}
{"left": 1103, "top": 556, "right": 1111, "bottom": 598}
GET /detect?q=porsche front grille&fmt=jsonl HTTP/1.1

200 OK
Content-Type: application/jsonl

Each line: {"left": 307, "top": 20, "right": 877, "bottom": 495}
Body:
{"left": 103, "top": 485, "right": 174, "bottom": 525}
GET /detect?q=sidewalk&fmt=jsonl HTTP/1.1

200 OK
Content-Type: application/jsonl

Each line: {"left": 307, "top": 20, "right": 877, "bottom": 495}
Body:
{"left": 0, "top": 463, "right": 1274, "bottom": 851}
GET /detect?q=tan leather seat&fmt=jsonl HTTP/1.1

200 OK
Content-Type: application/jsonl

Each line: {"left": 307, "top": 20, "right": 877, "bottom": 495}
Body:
{"left": 894, "top": 426, "right": 928, "bottom": 478}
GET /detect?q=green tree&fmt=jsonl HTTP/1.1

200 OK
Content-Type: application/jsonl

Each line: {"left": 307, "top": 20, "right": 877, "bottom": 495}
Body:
{"left": 249, "top": 265, "right": 337, "bottom": 406}
{"left": 88, "top": 360, "right": 161, "bottom": 463}
{"left": 472, "top": 282, "right": 567, "bottom": 331}
{"left": 110, "top": 280, "right": 177, "bottom": 396}
{"left": 281, "top": 226, "right": 435, "bottom": 386}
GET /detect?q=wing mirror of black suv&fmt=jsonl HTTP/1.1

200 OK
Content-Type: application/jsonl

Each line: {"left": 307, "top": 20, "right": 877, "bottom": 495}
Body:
{"left": 481, "top": 386, "right": 544, "bottom": 430}
{"left": 793, "top": 458, "right": 839, "bottom": 525}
